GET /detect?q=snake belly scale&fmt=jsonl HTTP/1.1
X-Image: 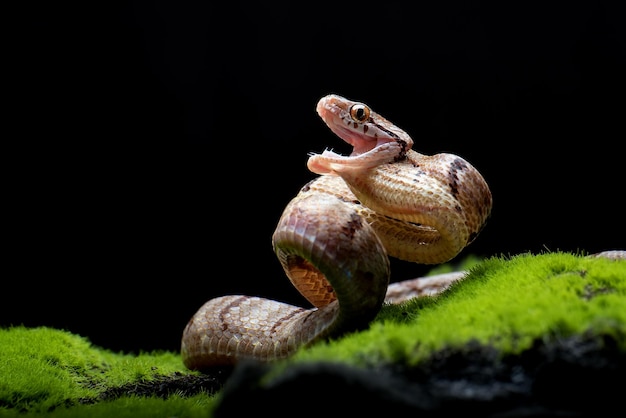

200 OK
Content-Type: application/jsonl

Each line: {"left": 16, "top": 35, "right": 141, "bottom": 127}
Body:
{"left": 181, "top": 94, "right": 493, "bottom": 370}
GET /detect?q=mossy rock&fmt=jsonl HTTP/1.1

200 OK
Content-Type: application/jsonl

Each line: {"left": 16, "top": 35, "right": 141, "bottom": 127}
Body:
{"left": 0, "top": 326, "right": 222, "bottom": 417}
{"left": 2, "top": 252, "right": 625, "bottom": 417}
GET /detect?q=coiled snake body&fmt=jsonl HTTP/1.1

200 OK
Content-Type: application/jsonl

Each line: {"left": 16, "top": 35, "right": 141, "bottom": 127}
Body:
{"left": 181, "top": 94, "right": 493, "bottom": 370}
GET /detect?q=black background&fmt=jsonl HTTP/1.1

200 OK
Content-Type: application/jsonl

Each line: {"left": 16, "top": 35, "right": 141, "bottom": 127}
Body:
{"left": 6, "top": 1, "right": 625, "bottom": 354}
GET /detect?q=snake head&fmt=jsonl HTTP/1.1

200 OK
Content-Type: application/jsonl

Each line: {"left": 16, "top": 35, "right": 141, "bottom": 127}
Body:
{"left": 308, "top": 94, "right": 413, "bottom": 175}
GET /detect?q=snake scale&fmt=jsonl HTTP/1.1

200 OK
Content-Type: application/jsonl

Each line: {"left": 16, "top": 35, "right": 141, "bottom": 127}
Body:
{"left": 181, "top": 94, "right": 493, "bottom": 370}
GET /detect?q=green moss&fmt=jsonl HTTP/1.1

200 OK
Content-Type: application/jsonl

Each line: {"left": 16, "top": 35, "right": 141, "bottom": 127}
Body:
{"left": 0, "top": 326, "right": 216, "bottom": 417}
{"left": 288, "top": 252, "right": 626, "bottom": 366}
{"left": 0, "top": 395, "right": 214, "bottom": 418}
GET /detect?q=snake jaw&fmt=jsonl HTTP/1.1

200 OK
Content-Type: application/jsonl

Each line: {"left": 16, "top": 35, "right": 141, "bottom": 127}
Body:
{"left": 307, "top": 142, "right": 405, "bottom": 175}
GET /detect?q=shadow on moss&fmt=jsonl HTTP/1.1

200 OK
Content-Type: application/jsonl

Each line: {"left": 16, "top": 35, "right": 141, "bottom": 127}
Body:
{"left": 82, "top": 369, "right": 232, "bottom": 404}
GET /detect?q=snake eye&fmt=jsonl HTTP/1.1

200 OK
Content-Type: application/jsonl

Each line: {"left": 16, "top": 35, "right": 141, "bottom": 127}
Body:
{"left": 349, "top": 104, "right": 370, "bottom": 122}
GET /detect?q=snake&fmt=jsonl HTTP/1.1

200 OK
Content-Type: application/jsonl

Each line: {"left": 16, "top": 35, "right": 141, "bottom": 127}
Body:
{"left": 181, "top": 94, "right": 494, "bottom": 370}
